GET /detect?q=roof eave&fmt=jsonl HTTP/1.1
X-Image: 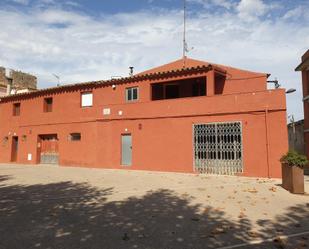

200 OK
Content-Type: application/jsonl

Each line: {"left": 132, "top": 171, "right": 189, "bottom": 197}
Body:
{"left": 0, "top": 65, "right": 213, "bottom": 103}
{"left": 295, "top": 58, "right": 309, "bottom": 71}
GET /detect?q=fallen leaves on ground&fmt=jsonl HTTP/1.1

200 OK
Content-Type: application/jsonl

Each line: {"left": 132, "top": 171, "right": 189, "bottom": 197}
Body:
{"left": 209, "top": 225, "right": 233, "bottom": 237}
{"left": 215, "top": 207, "right": 225, "bottom": 211}
{"left": 250, "top": 201, "right": 257, "bottom": 206}
{"left": 269, "top": 186, "right": 277, "bottom": 192}
{"left": 248, "top": 231, "right": 259, "bottom": 238}
{"left": 273, "top": 236, "right": 287, "bottom": 249}
{"left": 197, "top": 188, "right": 207, "bottom": 191}
{"left": 204, "top": 207, "right": 210, "bottom": 213}
{"left": 238, "top": 211, "right": 246, "bottom": 218}
{"left": 247, "top": 188, "right": 258, "bottom": 193}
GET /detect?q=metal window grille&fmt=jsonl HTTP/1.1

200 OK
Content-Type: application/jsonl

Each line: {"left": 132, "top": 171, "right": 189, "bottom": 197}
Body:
{"left": 194, "top": 122, "right": 243, "bottom": 175}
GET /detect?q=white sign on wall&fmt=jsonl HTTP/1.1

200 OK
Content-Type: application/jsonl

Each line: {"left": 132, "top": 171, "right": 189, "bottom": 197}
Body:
{"left": 81, "top": 92, "right": 93, "bottom": 107}
{"left": 27, "top": 154, "right": 32, "bottom": 161}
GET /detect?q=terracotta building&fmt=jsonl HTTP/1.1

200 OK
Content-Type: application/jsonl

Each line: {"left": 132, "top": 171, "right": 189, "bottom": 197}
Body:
{"left": 0, "top": 57, "right": 288, "bottom": 177}
{"left": 296, "top": 49, "right": 309, "bottom": 159}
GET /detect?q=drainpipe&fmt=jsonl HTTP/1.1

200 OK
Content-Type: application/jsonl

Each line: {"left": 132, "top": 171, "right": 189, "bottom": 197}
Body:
{"left": 264, "top": 108, "right": 270, "bottom": 178}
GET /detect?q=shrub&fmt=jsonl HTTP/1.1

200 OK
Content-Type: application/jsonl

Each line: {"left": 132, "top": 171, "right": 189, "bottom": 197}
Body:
{"left": 280, "top": 151, "right": 309, "bottom": 168}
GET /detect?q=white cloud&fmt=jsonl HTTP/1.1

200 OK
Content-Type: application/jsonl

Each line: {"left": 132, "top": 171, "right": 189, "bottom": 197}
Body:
{"left": 283, "top": 6, "right": 309, "bottom": 21}
{"left": 236, "top": 0, "right": 268, "bottom": 20}
{"left": 189, "top": 0, "right": 235, "bottom": 9}
{"left": 0, "top": 2, "right": 308, "bottom": 121}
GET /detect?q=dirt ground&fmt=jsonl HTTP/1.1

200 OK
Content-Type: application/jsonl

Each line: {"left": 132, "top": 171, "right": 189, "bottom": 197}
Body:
{"left": 0, "top": 164, "right": 308, "bottom": 249}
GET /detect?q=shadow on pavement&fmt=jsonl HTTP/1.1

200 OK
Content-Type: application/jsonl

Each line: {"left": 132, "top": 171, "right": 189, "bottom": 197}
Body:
{"left": 0, "top": 174, "right": 308, "bottom": 249}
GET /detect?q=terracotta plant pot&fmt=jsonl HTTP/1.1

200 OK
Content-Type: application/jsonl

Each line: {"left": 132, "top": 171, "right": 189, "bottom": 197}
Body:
{"left": 282, "top": 163, "right": 305, "bottom": 194}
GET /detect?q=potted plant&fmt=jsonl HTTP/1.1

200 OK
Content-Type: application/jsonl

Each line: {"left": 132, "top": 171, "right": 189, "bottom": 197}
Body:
{"left": 280, "top": 151, "right": 308, "bottom": 194}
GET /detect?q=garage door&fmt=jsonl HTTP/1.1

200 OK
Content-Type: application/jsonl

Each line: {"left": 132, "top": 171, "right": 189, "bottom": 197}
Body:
{"left": 39, "top": 134, "right": 59, "bottom": 164}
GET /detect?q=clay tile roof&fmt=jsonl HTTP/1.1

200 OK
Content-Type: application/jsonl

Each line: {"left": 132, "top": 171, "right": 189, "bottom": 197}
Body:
{"left": 0, "top": 58, "right": 214, "bottom": 102}
{"left": 136, "top": 57, "right": 216, "bottom": 76}
{"left": 0, "top": 56, "right": 267, "bottom": 102}
{"left": 137, "top": 56, "right": 265, "bottom": 77}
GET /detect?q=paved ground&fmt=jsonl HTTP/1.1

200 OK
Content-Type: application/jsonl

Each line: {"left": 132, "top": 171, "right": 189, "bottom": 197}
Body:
{"left": 0, "top": 164, "right": 308, "bottom": 249}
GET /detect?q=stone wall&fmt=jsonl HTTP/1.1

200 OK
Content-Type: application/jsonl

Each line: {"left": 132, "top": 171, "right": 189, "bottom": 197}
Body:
{"left": 0, "top": 87, "right": 6, "bottom": 97}
{"left": 0, "top": 66, "right": 37, "bottom": 91}
{"left": 288, "top": 119, "right": 305, "bottom": 154}
{"left": 0, "top": 67, "right": 6, "bottom": 88}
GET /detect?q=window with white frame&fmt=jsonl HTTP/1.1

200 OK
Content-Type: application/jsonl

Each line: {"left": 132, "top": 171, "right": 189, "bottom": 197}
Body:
{"left": 81, "top": 92, "right": 93, "bottom": 107}
{"left": 126, "top": 87, "right": 138, "bottom": 102}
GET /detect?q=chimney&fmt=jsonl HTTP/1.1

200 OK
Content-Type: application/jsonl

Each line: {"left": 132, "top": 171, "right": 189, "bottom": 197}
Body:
{"left": 6, "top": 79, "right": 13, "bottom": 95}
{"left": 6, "top": 83, "right": 11, "bottom": 95}
{"left": 5, "top": 68, "right": 13, "bottom": 96}
{"left": 129, "top": 66, "right": 134, "bottom": 77}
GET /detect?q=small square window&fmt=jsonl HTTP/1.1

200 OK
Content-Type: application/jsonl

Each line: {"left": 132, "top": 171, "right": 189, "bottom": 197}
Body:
{"left": 81, "top": 92, "right": 93, "bottom": 107}
{"left": 68, "top": 133, "right": 81, "bottom": 141}
{"left": 44, "top": 97, "right": 53, "bottom": 112}
{"left": 2, "top": 136, "right": 8, "bottom": 146}
{"left": 13, "top": 103, "right": 20, "bottom": 116}
{"left": 126, "top": 87, "right": 138, "bottom": 102}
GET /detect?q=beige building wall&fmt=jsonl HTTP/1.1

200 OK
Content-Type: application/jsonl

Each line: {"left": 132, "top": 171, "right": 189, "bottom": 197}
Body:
{"left": 0, "top": 66, "right": 37, "bottom": 96}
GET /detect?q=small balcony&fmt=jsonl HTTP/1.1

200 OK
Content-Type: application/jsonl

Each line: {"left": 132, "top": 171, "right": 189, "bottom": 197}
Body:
{"left": 151, "top": 73, "right": 226, "bottom": 101}
{"left": 151, "top": 77, "right": 206, "bottom": 100}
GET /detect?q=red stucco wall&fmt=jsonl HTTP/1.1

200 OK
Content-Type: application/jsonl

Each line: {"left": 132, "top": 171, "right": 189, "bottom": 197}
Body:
{"left": 0, "top": 60, "right": 288, "bottom": 178}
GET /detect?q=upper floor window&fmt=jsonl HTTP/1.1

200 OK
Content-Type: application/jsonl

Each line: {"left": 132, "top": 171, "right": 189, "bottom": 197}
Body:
{"left": 81, "top": 92, "right": 93, "bottom": 107}
{"left": 126, "top": 87, "right": 139, "bottom": 102}
{"left": 13, "top": 103, "right": 20, "bottom": 116}
{"left": 68, "top": 133, "right": 81, "bottom": 141}
{"left": 44, "top": 97, "right": 53, "bottom": 112}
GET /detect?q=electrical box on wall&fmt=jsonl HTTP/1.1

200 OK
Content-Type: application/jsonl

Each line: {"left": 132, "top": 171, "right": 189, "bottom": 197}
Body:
{"left": 103, "top": 108, "right": 111, "bottom": 115}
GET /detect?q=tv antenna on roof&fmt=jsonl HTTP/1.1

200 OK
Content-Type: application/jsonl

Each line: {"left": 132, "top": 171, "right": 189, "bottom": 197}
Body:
{"left": 52, "top": 74, "right": 60, "bottom": 86}
{"left": 182, "top": 0, "right": 193, "bottom": 67}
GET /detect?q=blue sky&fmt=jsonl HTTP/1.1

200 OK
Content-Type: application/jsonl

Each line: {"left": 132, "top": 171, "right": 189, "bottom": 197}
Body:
{"left": 2, "top": 0, "right": 309, "bottom": 17}
{"left": 0, "top": 0, "right": 308, "bottom": 120}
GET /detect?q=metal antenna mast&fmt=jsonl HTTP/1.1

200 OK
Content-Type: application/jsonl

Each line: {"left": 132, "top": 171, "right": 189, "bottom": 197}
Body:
{"left": 52, "top": 74, "right": 60, "bottom": 86}
{"left": 183, "top": 0, "right": 187, "bottom": 59}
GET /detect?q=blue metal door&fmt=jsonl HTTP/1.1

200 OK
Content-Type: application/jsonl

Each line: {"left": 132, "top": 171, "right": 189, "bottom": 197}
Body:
{"left": 121, "top": 134, "right": 132, "bottom": 166}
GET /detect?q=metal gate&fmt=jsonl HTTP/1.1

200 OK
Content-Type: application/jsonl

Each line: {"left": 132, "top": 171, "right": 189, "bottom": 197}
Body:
{"left": 194, "top": 122, "right": 243, "bottom": 175}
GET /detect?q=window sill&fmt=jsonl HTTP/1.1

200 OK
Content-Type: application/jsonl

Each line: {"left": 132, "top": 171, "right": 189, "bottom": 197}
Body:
{"left": 126, "top": 100, "right": 139, "bottom": 103}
